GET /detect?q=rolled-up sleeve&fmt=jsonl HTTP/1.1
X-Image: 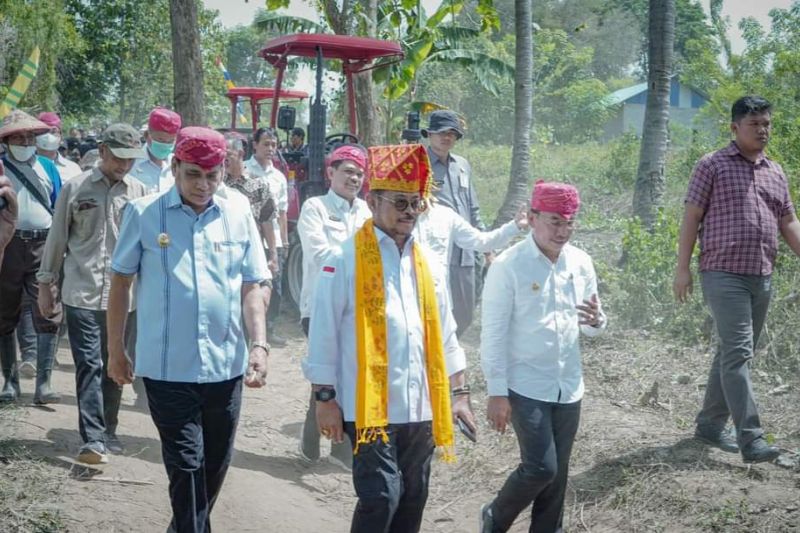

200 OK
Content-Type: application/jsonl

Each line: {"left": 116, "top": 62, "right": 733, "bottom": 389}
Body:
{"left": 480, "top": 260, "right": 514, "bottom": 396}
{"left": 241, "top": 214, "right": 270, "bottom": 283}
{"left": 111, "top": 203, "right": 142, "bottom": 275}
{"left": 303, "top": 250, "right": 347, "bottom": 387}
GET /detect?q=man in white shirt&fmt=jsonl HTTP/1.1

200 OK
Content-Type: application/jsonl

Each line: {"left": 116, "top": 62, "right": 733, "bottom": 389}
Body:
{"left": 414, "top": 198, "right": 527, "bottom": 286}
{"left": 129, "top": 107, "right": 181, "bottom": 194}
{"left": 479, "top": 181, "right": 606, "bottom": 533}
{"left": 304, "top": 144, "right": 476, "bottom": 533}
{"left": 296, "top": 144, "right": 371, "bottom": 467}
{"left": 245, "top": 127, "right": 289, "bottom": 346}
{"left": 36, "top": 112, "right": 83, "bottom": 181}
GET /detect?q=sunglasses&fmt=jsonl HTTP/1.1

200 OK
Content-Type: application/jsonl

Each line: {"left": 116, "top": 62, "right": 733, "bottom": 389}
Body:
{"left": 374, "top": 194, "right": 425, "bottom": 213}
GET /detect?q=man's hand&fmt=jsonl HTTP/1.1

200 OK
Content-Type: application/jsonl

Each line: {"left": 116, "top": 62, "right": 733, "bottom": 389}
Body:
{"left": 37, "top": 283, "right": 61, "bottom": 318}
{"left": 267, "top": 251, "right": 279, "bottom": 274}
{"left": 487, "top": 396, "right": 512, "bottom": 433}
{"left": 108, "top": 343, "right": 134, "bottom": 385}
{"left": 514, "top": 204, "right": 529, "bottom": 231}
{"left": 0, "top": 174, "right": 18, "bottom": 253}
{"left": 577, "top": 294, "right": 601, "bottom": 327}
{"left": 316, "top": 399, "right": 344, "bottom": 444}
{"left": 451, "top": 394, "right": 477, "bottom": 435}
{"left": 673, "top": 267, "right": 693, "bottom": 303}
{"left": 244, "top": 346, "right": 268, "bottom": 388}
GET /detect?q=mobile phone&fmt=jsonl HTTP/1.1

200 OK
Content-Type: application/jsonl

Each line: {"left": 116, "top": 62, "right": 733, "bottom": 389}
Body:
{"left": 456, "top": 416, "right": 477, "bottom": 443}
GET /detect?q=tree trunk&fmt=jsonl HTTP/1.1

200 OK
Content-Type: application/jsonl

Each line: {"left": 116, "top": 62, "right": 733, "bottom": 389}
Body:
{"left": 494, "top": 0, "right": 533, "bottom": 226}
{"left": 169, "top": 0, "right": 205, "bottom": 126}
{"left": 632, "top": 0, "right": 675, "bottom": 228}
{"left": 353, "top": 0, "right": 382, "bottom": 145}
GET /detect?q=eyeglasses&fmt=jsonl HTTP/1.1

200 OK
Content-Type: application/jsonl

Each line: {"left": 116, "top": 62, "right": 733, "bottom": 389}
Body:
{"left": 374, "top": 194, "right": 425, "bottom": 213}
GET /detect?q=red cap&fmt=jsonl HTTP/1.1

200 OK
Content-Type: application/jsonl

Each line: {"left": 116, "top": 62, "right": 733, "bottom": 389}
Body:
{"left": 530, "top": 180, "right": 581, "bottom": 220}
{"left": 327, "top": 145, "right": 367, "bottom": 170}
{"left": 174, "top": 127, "right": 226, "bottom": 171}
{"left": 38, "top": 112, "right": 61, "bottom": 129}
{"left": 148, "top": 107, "right": 181, "bottom": 135}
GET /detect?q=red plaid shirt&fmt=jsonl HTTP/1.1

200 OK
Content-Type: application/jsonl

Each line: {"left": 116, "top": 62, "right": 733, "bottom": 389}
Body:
{"left": 685, "top": 142, "right": 794, "bottom": 275}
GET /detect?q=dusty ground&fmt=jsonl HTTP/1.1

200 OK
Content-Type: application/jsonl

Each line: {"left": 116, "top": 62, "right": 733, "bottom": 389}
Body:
{"left": 1, "top": 311, "right": 799, "bottom": 532}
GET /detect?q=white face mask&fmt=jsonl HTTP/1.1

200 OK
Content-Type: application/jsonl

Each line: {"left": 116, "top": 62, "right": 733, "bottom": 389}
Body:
{"left": 36, "top": 133, "right": 61, "bottom": 152}
{"left": 8, "top": 144, "right": 37, "bottom": 162}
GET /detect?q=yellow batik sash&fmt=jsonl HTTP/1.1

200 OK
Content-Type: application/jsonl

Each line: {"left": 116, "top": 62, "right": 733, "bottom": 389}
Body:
{"left": 354, "top": 219, "right": 455, "bottom": 462}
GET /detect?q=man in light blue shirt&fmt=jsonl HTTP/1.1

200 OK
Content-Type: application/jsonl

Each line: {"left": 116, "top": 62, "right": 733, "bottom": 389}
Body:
{"left": 106, "top": 127, "right": 270, "bottom": 533}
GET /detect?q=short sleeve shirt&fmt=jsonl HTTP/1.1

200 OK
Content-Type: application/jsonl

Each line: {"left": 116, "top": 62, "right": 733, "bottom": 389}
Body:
{"left": 685, "top": 142, "right": 794, "bottom": 275}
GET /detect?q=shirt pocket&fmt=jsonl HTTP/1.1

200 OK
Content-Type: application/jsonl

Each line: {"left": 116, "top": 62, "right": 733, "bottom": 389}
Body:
{"left": 323, "top": 218, "right": 348, "bottom": 243}
{"left": 215, "top": 240, "right": 248, "bottom": 270}
{"left": 71, "top": 197, "right": 101, "bottom": 240}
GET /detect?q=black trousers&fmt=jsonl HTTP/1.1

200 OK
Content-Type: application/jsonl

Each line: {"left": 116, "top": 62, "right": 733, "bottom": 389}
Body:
{"left": 344, "top": 421, "right": 434, "bottom": 533}
{"left": 145, "top": 376, "right": 243, "bottom": 533}
{"left": 489, "top": 392, "right": 581, "bottom": 533}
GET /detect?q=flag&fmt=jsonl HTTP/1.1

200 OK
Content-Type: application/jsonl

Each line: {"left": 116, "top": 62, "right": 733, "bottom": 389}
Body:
{"left": 0, "top": 47, "right": 40, "bottom": 119}
{"left": 216, "top": 56, "right": 248, "bottom": 126}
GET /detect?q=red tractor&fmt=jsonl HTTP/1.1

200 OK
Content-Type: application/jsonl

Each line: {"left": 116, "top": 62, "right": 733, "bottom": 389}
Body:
{"left": 244, "top": 33, "right": 404, "bottom": 308}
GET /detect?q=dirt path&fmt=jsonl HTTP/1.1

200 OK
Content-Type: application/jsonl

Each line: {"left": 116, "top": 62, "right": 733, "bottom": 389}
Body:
{"left": 2, "top": 319, "right": 799, "bottom": 532}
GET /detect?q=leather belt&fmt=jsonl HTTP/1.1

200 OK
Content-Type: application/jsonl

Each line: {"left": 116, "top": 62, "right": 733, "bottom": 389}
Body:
{"left": 14, "top": 229, "right": 49, "bottom": 241}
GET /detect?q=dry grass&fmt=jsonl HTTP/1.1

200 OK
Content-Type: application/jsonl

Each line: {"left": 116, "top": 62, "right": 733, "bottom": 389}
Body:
{"left": 0, "top": 406, "right": 65, "bottom": 533}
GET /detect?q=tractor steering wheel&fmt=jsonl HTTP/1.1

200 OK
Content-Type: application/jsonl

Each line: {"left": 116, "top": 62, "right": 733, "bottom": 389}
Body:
{"left": 324, "top": 133, "right": 360, "bottom": 149}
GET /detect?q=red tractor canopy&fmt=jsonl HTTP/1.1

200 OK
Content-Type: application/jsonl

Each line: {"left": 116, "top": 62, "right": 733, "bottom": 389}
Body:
{"left": 225, "top": 86, "right": 309, "bottom": 132}
{"left": 258, "top": 33, "right": 403, "bottom": 136}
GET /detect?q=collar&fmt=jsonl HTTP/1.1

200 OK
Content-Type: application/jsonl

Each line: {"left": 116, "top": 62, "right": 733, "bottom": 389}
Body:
{"left": 55, "top": 153, "right": 70, "bottom": 167}
{"left": 527, "top": 232, "right": 567, "bottom": 266}
{"left": 326, "top": 188, "right": 354, "bottom": 211}
{"left": 725, "top": 141, "right": 767, "bottom": 165}
{"left": 91, "top": 166, "right": 131, "bottom": 187}
{"left": 427, "top": 146, "right": 454, "bottom": 165}
{"left": 373, "top": 223, "right": 415, "bottom": 254}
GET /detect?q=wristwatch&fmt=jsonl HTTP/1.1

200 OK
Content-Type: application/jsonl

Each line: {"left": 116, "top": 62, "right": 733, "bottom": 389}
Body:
{"left": 251, "top": 342, "right": 271, "bottom": 354}
{"left": 314, "top": 388, "right": 336, "bottom": 402}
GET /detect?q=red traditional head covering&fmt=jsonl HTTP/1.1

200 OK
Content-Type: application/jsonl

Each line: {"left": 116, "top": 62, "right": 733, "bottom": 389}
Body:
{"left": 174, "top": 127, "right": 226, "bottom": 171}
{"left": 37, "top": 112, "right": 61, "bottom": 129}
{"left": 148, "top": 107, "right": 181, "bottom": 135}
{"left": 327, "top": 145, "right": 367, "bottom": 170}
{"left": 367, "top": 144, "right": 432, "bottom": 197}
{"left": 530, "top": 180, "right": 581, "bottom": 220}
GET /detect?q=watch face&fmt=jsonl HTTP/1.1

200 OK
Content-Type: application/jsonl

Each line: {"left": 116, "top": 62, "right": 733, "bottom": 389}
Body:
{"left": 316, "top": 388, "right": 335, "bottom": 402}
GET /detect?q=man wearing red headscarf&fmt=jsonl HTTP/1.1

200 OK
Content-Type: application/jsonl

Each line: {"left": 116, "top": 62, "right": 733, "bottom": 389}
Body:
{"left": 36, "top": 112, "right": 83, "bottom": 181}
{"left": 479, "top": 181, "right": 606, "bottom": 533}
{"left": 295, "top": 144, "right": 371, "bottom": 468}
{"left": 107, "top": 127, "right": 270, "bottom": 532}
{"left": 130, "top": 107, "right": 181, "bottom": 194}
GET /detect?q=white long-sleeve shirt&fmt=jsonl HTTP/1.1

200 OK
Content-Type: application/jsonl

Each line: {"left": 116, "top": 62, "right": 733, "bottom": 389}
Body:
{"left": 480, "top": 234, "right": 606, "bottom": 404}
{"left": 413, "top": 203, "right": 522, "bottom": 278}
{"left": 303, "top": 226, "right": 466, "bottom": 423}
{"left": 296, "top": 189, "right": 371, "bottom": 318}
{"left": 245, "top": 157, "right": 287, "bottom": 248}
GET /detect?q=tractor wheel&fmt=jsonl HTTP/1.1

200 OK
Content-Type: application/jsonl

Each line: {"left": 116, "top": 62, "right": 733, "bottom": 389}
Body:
{"left": 285, "top": 241, "right": 303, "bottom": 311}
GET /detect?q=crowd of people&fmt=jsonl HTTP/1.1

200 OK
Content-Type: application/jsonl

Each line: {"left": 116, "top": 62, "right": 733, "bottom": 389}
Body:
{"left": 0, "top": 95, "right": 788, "bottom": 532}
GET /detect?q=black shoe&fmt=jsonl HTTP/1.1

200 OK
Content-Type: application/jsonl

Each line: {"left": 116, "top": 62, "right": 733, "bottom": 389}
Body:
{"left": 269, "top": 333, "right": 288, "bottom": 348}
{"left": 479, "top": 503, "right": 495, "bottom": 533}
{"left": 694, "top": 426, "right": 739, "bottom": 454}
{"left": 741, "top": 437, "right": 780, "bottom": 464}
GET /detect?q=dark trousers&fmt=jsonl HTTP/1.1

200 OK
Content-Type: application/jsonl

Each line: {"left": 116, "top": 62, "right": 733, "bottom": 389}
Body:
{"left": 65, "top": 306, "right": 133, "bottom": 443}
{"left": 146, "top": 376, "right": 243, "bottom": 533}
{"left": 697, "top": 271, "right": 770, "bottom": 446}
{"left": 448, "top": 263, "right": 476, "bottom": 337}
{"left": 344, "top": 421, "right": 434, "bottom": 533}
{"left": 490, "top": 392, "right": 581, "bottom": 533}
{"left": 266, "top": 249, "right": 284, "bottom": 324}
{"left": 16, "top": 301, "right": 37, "bottom": 363}
{"left": 0, "top": 235, "right": 61, "bottom": 335}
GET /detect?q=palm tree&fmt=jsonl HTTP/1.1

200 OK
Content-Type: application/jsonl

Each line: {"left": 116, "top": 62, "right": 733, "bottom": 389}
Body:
{"left": 493, "top": 0, "right": 533, "bottom": 226}
{"left": 170, "top": 0, "right": 205, "bottom": 125}
{"left": 632, "top": 0, "right": 675, "bottom": 228}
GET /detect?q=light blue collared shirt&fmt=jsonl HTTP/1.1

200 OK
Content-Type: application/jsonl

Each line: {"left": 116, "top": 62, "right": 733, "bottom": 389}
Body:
{"left": 111, "top": 186, "right": 269, "bottom": 383}
{"left": 303, "top": 225, "right": 466, "bottom": 423}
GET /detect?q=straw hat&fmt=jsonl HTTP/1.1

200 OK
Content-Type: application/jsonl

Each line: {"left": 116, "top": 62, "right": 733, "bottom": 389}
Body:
{"left": 0, "top": 109, "right": 50, "bottom": 140}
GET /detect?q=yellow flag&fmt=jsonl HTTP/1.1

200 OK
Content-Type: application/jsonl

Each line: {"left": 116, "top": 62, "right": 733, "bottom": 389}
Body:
{"left": 0, "top": 47, "right": 41, "bottom": 119}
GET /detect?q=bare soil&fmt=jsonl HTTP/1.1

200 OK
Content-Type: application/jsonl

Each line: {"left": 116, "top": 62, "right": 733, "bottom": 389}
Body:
{"left": 1, "top": 312, "right": 799, "bottom": 532}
